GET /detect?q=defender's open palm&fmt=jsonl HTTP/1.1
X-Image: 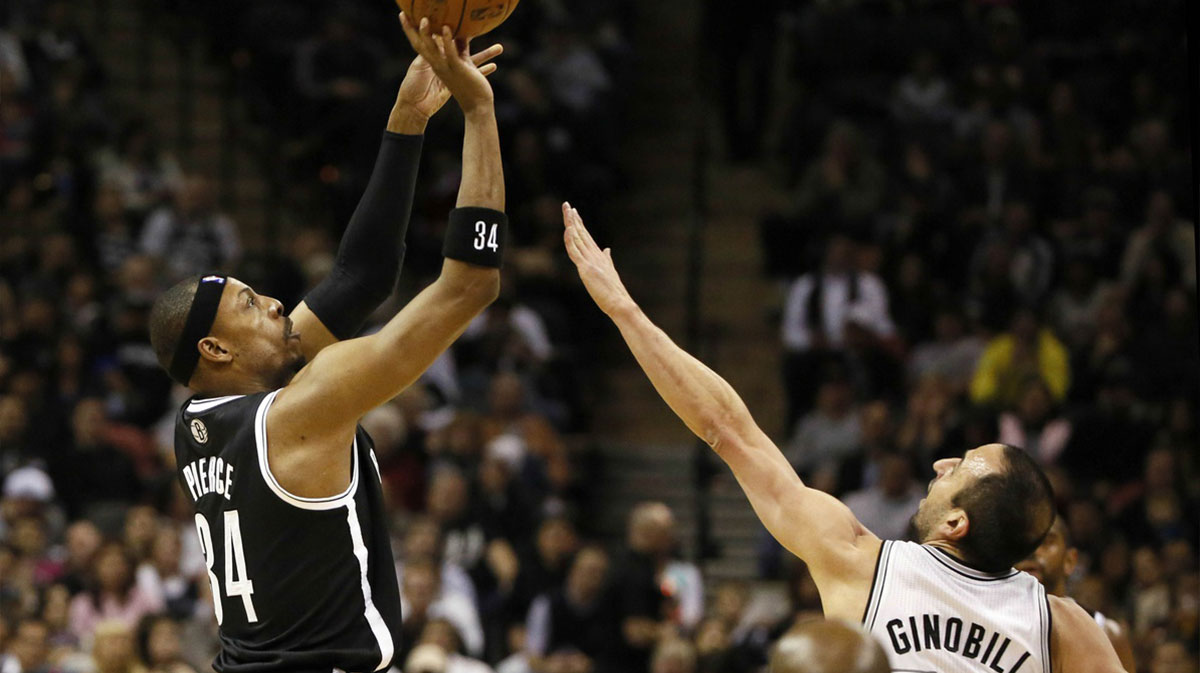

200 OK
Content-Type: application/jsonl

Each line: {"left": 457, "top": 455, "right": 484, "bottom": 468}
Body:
{"left": 399, "top": 12, "right": 495, "bottom": 114}
{"left": 562, "top": 203, "right": 634, "bottom": 317}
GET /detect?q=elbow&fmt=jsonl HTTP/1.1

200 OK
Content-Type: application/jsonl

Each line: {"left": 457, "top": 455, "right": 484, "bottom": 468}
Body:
{"left": 703, "top": 412, "right": 744, "bottom": 456}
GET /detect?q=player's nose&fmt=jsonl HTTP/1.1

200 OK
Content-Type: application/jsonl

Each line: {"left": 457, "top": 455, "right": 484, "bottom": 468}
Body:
{"left": 932, "top": 457, "right": 960, "bottom": 478}
{"left": 267, "top": 297, "right": 284, "bottom": 318}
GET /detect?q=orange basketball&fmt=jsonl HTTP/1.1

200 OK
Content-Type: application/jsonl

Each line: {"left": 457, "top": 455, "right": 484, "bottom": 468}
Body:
{"left": 395, "top": 0, "right": 520, "bottom": 40}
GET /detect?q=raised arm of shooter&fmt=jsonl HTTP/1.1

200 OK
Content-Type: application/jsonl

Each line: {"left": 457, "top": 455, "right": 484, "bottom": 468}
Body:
{"left": 265, "top": 17, "right": 504, "bottom": 499}
{"left": 287, "top": 19, "right": 502, "bottom": 360}
{"left": 559, "top": 204, "right": 879, "bottom": 607}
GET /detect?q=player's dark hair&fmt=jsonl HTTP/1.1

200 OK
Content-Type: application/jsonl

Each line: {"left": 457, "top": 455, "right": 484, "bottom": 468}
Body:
{"left": 952, "top": 444, "right": 1054, "bottom": 573}
{"left": 148, "top": 276, "right": 201, "bottom": 375}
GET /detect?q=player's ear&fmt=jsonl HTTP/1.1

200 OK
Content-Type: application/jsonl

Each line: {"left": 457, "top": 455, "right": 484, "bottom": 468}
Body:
{"left": 943, "top": 507, "right": 969, "bottom": 542}
{"left": 1063, "top": 546, "right": 1079, "bottom": 577}
{"left": 197, "top": 337, "right": 232, "bottom": 364}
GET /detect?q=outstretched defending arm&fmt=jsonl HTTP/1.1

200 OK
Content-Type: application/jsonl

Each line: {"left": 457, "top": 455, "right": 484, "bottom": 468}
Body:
{"left": 287, "top": 21, "right": 502, "bottom": 359}
{"left": 559, "top": 205, "right": 879, "bottom": 594}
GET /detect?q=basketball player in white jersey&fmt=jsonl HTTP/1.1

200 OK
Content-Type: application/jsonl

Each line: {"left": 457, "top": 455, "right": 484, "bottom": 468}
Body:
{"left": 1016, "top": 516, "right": 1137, "bottom": 672}
{"left": 558, "top": 204, "right": 1125, "bottom": 673}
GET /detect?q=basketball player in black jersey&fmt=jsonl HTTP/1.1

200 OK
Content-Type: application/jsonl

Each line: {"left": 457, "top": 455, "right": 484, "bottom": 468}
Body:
{"left": 147, "top": 15, "right": 505, "bottom": 673}
{"left": 558, "top": 204, "right": 1127, "bottom": 672}
{"left": 1016, "top": 516, "right": 1137, "bottom": 672}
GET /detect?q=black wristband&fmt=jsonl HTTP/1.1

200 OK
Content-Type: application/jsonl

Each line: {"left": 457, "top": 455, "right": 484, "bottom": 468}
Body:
{"left": 443, "top": 207, "right": 508, "bottom": 268}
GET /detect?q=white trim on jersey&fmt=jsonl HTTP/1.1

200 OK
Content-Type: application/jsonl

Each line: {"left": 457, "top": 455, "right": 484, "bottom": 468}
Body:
{"left": 346, "top": 498, "right": 394, "bottom": 671}
{"left": 187, "top": 394, "right": 247, "bottom": 414}
{"left": 254, "top": 390, "right": 360, "bottom": 511}
{"left": 1038, "top": 584, "right": 1051, "bottom": 671}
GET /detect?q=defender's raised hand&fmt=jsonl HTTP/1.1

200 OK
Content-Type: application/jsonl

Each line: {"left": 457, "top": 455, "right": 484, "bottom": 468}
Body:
{"left": 399, "top": 12, "right": 497, "bottom": 114}
{"left": 562, "top": 203, "right": 635, "bottom": 317}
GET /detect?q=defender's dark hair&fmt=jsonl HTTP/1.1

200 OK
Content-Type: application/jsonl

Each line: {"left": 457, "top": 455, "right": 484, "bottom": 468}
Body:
{"left": 148, "top": 275, "right": 201, "bottom": 376}
{"left": 952, "top": 444, "right": 1055, "bottom": 573}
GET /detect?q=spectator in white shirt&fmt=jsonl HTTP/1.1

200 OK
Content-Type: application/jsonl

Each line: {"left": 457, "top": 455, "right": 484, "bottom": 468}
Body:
{"left": 781, "top": 236, "right": 894, "bottom": 426}
{"left": 401, "top": 559, "right": 486, "bottom": 660}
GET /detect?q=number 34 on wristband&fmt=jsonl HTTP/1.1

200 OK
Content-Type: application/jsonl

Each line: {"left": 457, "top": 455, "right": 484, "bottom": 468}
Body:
{"left": 474, "top": 221, "right": 499, "bottom": 252}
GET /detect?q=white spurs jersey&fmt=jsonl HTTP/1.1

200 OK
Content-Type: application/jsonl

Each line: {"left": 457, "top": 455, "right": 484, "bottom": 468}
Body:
{"left": 863, "top": 541, "right": 1051, "bottom": 673}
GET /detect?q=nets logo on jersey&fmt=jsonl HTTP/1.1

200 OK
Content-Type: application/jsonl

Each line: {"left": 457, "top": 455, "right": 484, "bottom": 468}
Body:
{"left": 190, "top": 419, "right": 210, "bottom": 444}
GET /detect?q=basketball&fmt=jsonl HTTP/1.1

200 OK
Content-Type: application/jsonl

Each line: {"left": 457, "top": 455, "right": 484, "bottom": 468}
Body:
{"left": 394, "top": 0, "right": 520, "bottom": 39}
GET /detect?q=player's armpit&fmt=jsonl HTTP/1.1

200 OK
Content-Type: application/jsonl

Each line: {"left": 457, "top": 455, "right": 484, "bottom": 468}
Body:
{"left": 1050, "top": 595, "right": 1126, "bottom": 673}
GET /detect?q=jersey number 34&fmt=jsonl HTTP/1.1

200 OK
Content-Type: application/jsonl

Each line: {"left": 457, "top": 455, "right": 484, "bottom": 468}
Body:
{"left": 195, "top": 511, "right": 258, "bottom": 625}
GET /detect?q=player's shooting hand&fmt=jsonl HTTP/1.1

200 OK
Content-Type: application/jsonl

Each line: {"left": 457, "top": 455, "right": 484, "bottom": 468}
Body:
{"left": 561, "top": 202, "right": 635, "bottom": 317}
{"left": 398, "top": 12, "right": 498, "bottom": 115}
{"left": 394, "top": 17, "right": 502, "bottom": 124}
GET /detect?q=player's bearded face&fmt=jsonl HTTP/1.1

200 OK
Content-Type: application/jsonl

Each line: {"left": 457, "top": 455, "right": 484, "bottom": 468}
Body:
{"left": 912, "top": 462, "right": 960, "bottom": 542}
{"left": 214, "top": 282, "right": 306, "bottom": 388}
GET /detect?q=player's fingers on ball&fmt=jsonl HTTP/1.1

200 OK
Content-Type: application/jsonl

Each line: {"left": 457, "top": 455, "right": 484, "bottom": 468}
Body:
{"left": 441, "top": 27, "right": 461, "bottom": 63}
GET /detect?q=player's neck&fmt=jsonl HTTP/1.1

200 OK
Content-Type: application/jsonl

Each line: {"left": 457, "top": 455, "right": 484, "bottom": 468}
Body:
{"left": 190, "top": 373, "right": 275, "bottom": 398}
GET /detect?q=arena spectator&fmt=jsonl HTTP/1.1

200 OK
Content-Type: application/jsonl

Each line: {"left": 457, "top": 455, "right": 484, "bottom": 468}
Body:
{"left": 0, "top": 618, "right": 51, "bottom": 673}
{"left": 401, "top": 559, "right": 485, "bottom": 662}
{"left": 139, "top": 176, "right": 241, "bottom": 283}
{"left": 969, "top": 306, "right": 1070, "bottom": 408}
{"left": 68, "top": 542, "right": 162, "bottom": 641}
{"left": 840, "top": 452, "right": 923, "bottom": 541}
{"left": 785, "top": 376, "right": 861, "bottom": 485}
{"left": 135, "top": 616, "right": 198, "bottom": 673}
{"left": 781, "top": 236, "right": 895, "bottom": 422}
{"left": 906, "top": 309, "right": 985, "bottom": 393}
{"left": 525, "top": 545, "right": 613, "bottom": 673}
{"left": 611, "top": 502, "right": 677, "bottom": 673}
{"left": 997, "top": 379, "right": 1073, "bottom": 465}
{"left": 94, "top": 120, "right": 183, "bottom": 222}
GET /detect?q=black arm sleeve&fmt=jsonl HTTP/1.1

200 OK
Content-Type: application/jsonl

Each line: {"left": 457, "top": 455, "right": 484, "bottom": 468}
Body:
{"left": 301, "top": 131, "right": 423, "bottom": 339}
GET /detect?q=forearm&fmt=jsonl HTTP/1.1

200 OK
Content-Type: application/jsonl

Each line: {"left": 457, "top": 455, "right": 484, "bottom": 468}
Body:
{"left": 300, "top": 129, "right": 424, "bottom": 339}
{"left": 609, "top": 302, "right": 752, "bottom": 448}
{"left": 457, "top": 107, "right": 504, "bottom": 210}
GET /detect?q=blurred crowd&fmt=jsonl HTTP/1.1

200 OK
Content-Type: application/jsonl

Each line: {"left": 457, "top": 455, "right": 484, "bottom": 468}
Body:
{"left": 735, "top": 1, "right": 1196, "bottom": 671}
{"left": 1, "top": 1, "right": 1197, "bottom": 673}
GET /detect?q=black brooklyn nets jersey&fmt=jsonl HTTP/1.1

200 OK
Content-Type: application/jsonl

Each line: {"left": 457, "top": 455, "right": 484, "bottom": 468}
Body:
{"left": 174, "top": 390, "right": 402, "bottom": 673}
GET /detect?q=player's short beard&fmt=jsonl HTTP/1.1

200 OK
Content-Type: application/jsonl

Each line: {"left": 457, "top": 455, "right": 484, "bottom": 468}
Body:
{"left": 911, "top": 499, "right": 940, "bottom": 543}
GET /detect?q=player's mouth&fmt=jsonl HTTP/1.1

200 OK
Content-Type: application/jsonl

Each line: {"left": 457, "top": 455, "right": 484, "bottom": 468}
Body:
{"left": 284, "top": 317, "right": 299, "bottom": 340}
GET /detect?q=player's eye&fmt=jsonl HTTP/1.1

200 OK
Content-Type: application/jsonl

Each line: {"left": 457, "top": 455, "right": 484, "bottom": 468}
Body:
{"left": 247, "top": 296, "right": 256, "bottom": 307}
